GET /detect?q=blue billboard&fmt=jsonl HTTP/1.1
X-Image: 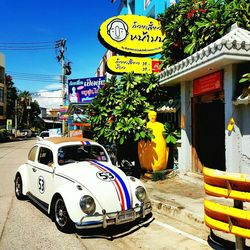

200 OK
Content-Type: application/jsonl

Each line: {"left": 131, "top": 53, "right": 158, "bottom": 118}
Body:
{"left": 68, "top": 76, "right": 106, "bottom": 103}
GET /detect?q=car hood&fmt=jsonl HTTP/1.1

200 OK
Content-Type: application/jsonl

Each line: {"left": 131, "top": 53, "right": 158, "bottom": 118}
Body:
{"left": 57, "top": 160, "right": 133, "bottom": 212}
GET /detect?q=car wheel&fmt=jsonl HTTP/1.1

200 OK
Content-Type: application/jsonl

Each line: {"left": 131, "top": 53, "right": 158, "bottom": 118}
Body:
{"left": 15, "top": 174, "right": 25, "bottom": 200}
{"left": 54, "top": 196, "right": 74, "bottom": 233}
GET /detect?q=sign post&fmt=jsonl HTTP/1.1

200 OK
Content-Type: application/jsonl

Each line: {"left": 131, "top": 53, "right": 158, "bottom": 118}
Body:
{"left": 6, "top": 119, "right": 12, "bottom": 131}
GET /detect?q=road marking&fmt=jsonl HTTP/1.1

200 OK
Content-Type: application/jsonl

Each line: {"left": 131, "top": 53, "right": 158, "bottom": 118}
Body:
{"left": 153, "top": 220, "right": 208, "bottom": 245}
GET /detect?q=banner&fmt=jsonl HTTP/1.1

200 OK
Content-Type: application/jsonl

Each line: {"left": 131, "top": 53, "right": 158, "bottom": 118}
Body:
{"left": 106, "top": 56, "right": 162, "bottom": 74}
{"left": 68, "top": 76, "right": 106, "bottom": 103}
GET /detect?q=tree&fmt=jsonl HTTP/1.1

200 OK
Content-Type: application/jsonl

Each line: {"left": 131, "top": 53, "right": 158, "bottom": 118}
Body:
{"left": 5, "top": 74, "right": 18, "bottom": 121}
{"left": 87, "top": 73, "right": 162, "bottom": 174}
{"left": 158, "top": 0, "right": 250, "bottom": 67}
{"left": 17, "top": 91, "right": 40, "bottom": 129}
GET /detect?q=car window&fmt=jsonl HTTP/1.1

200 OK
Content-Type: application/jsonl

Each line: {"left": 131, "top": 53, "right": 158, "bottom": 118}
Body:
{"left": 58, "top": 145, "right": 108, "bottom": 165}
{"left": 28, "top": 146, "right": 38, "bottom": 162}
{"left": 38, "top": 147, "right": 53, "bottom": 166}
{"left": 40, "top": 132, "right": 49, "bottom": 138}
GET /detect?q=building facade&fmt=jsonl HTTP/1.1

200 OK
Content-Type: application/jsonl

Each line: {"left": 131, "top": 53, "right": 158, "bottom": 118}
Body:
{"left": 158, "top": 24, "right": 250, "bottom": 174}
{"left": 0, "top": 53, "right": 7, "bottom": 126}
{"left": 118, "top": 0, "right": 178, "bottom": 17}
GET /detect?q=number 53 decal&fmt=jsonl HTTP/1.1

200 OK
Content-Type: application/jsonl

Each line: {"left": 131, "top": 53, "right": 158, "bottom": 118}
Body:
{"left": 96, "top": 171, "right": 115, "bottom": 182}
{"left": 38, "top": 176, "right": 45, "bottom": 193}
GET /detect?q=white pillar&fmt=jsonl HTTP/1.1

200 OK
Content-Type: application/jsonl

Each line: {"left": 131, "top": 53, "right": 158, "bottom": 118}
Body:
{"left": 178, "top": 81, "right": 192, "bottom": 172}
{"left": 224, "top": 64, "right": 241, "bottom": 173}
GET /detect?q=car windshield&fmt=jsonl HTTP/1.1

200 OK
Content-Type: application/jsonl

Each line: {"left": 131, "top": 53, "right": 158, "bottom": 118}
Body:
{"left": 58, "top": 145, "right": 108, "bottom": 165}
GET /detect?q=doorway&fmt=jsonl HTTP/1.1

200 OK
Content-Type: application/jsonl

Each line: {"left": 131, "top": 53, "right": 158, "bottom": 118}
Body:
{"left": 192, "top": 95, "right": 225, "bottom": 172}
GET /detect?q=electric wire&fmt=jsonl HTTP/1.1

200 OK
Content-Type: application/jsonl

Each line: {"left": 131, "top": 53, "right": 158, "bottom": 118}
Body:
{"left": 0, "top": 40, "right": 61, "bottom": 50}
{"left": 6, "top": 71, "right": 63, "bottom": 83}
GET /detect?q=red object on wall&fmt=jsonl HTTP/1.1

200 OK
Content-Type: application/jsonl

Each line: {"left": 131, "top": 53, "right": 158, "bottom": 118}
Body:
{"left": 152, "top": 60, "right": 162, "bottom": 73}
{"left": 193, "top": 71, "right": 223, "bottom": 96}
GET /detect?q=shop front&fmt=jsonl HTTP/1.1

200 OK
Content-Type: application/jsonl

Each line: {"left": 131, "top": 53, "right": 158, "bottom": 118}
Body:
{"left": 191, "top": 71, "right": 225, "bottom": 172}
{"left": 158, "top": 24, "right": 250, "bottom": 174}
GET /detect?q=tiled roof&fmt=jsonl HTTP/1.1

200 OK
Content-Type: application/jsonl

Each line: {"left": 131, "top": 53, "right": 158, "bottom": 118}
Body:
{"left": 158, "top": 24, "right": 250, "bottom": 83}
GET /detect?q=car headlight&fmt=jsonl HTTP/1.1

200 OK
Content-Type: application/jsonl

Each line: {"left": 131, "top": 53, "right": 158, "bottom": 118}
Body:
{"left": 79, "top": 195, "right": 96, "bottom": 215}
{"left": 135, "top": 186, "right": 147, "bottom": 202}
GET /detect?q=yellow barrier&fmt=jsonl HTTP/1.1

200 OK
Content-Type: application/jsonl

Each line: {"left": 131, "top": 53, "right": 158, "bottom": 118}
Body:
{"left": 203, "top": 167, "right": 250, "bottom": 248}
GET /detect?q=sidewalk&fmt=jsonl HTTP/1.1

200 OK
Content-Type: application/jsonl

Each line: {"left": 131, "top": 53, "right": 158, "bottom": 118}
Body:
{"left": 142, "top": 171, "right": 206, "bottom": 227}
{"left": 142, "top": 171, "right": 250, "bottom": 248}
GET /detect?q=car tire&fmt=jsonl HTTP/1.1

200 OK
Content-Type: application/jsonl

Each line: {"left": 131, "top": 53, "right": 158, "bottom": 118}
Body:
{"left": 53, "top": 196, "right": 74, "bottom": 233}
{"left": 15, "top": 173, "right": 26, "bottom": 200}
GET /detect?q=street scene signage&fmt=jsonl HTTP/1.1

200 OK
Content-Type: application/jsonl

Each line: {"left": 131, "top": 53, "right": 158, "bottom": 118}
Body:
{"left": 98, "top": 15, "right": 165, "bottom": 56}
{"left": 193, "top": 71, "right": 223, "bottom": 96}
{"left": 106, "top": 56, "right": 162, "bottom": 74}
{"left": 68, "top": 76, "right": 106, "bottom": 103}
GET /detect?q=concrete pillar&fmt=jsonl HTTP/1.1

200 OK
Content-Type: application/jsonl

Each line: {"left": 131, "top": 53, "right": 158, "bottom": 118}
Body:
{"left": 178, "top": 81, "right": 192, "bottom": 172}
{"left": 224, "top": 64, "right": 241, "bottom": 173}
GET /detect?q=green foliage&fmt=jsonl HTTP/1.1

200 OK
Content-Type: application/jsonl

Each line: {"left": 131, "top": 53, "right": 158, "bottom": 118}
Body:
{"left": 16, "top": 90, "right": 41, "bottom": 129}
{"left": 239, "top": 73, "right": 250, "bottom": 84}
{"left": 152, "top": 171, "right": 166, "bottom": 181}
{"left": 158, "top": 0, "right": 250, "bottom": 67}
{"left": 5, "top": 74, "right": 18, "bottom": 121}
{"left": 163, "top": 122, "right": 181, "bottom": 145}
{"left": 87, "top": 73, "right": 161, "bottom": 145}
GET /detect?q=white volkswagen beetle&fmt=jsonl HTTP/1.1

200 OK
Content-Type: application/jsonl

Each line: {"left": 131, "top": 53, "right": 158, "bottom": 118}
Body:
{"left": 15, "top": 137, "right": 152, "bottom": 232}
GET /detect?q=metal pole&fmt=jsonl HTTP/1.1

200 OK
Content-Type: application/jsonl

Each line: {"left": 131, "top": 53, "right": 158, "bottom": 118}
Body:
{"left": 234, "top": 200, "right": 245, "bottom": 250}
{"left": 61, "top": 39, "right": 66, "bottom": 136}
{"left": 15, "top": 99, "right": 17, "bottom": 137}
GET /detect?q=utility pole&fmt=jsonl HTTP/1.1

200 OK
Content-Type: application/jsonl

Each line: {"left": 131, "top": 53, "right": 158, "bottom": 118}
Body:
{"left": 15, "top": 99, "right": 17, "bottom": 137}
{"left": 57, "top": 39, "right": 66, "bottom": 135}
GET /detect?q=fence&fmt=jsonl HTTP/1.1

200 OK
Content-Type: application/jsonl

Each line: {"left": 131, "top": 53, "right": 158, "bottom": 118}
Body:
{"left": 203, "top": 167, "right": 250, "bottom": 250}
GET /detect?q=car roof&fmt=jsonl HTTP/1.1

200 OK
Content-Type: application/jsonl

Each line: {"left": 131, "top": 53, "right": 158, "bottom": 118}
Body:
{"left": 48, "top": 137, "right": 93, "bottom": 144}
{"left": 38, "top": 137, "right": 95, "bottom": 146}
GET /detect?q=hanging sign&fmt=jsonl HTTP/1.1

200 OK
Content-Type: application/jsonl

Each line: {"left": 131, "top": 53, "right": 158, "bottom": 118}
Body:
{"left": 68, "top": 76, "right": 106, "bottom": 103}
{"left": 106, "top": 56, "right": 162, "bottom": 74}
{"left": 193, "top": 71, "right": 223, "bottom": 96}
{"left": 98, "top": 15, "right": 165, "bottom": 56}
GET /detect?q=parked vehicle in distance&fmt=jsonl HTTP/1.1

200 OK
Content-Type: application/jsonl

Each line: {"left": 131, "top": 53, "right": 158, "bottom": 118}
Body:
{"left": 16, "top": 129, "right": 32, "bottom": 138}
{"left": 14, "top": 137, "right": 152, "bottom": 232}
{"left": 37, "top": 131, "right": 50, "bottom": 140}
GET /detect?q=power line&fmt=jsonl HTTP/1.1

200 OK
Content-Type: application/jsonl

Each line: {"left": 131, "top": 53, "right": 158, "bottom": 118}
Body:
{"left": 0, "top": 40, "right": 61, "bottom": 51}
{"left": 7, "top": 71, "right": 60, "bottom": 77}
{"left": 6, "top": 71, "right": 62, "bottom": 83}
{"left": 32, "top": 96, "right": 62, "bottom": 98}
{"left": 31, "top": 89, "right": 63, "bottom": 98}
{"left": 0, "top": 41, "right": 58, "bottom": 44}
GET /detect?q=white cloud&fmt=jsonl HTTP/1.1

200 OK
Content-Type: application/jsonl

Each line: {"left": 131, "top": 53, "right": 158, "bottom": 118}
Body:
{"left": 45, "top": 83, "right": 62, "bottom": 90}
{"left": 33, "top": 89, "right": 63, "bottom": 109}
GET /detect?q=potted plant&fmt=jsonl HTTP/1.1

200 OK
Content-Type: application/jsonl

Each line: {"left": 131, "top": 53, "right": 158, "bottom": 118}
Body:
{"left": 163, "top": 122, "right": 181, "bottom": 170}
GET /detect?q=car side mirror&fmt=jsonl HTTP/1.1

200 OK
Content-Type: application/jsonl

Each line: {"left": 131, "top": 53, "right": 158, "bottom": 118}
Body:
{"left": 49, "top": 163, "right": 56, "bottom": 173}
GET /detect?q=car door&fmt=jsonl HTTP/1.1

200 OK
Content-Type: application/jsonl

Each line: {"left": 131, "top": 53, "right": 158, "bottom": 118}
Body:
{"left": 34, "top": 146, "right": 55, "bottom": 209}
{"left": 26, "top": 145, "right": 39, "bottom": 195}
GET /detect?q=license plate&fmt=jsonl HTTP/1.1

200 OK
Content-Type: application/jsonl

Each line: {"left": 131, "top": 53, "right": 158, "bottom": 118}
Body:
{"left": 118, "top": 210, "right": 135, "bottom": 223}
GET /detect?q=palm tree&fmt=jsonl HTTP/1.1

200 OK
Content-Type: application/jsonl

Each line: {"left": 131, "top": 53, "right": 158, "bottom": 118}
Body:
{"left": 18, "top": 91, "right": 32, "bottom": 128}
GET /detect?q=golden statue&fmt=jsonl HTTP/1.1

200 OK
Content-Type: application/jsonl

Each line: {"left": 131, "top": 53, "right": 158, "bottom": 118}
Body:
{"left": 138, "top": 111, "right": 169, "bottom": 172}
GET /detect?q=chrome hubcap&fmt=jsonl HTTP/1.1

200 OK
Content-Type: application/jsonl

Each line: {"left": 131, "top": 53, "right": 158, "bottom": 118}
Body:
{"left": 15, "top": 176, "right": 21, "bottom": 196}
{"left": 55, "top": 199, "right": 67, "bottom": 227}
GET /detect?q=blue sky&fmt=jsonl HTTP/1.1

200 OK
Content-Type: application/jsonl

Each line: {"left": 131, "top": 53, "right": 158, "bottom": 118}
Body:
{"left": 0, "top": 0, "right": 119, "bottom": 107}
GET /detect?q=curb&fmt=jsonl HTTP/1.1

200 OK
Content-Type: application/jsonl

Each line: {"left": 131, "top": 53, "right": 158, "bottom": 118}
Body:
{"left": 150, "top": 198, "right": 205, "bottom": 228}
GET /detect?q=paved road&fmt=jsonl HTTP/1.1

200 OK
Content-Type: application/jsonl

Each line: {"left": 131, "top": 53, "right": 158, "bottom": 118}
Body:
{"left": 0, "top": 139, "right": 210, "bottom": 250}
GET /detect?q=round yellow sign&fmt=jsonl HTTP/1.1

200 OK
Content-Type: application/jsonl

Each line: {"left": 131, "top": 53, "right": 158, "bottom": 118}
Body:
{"left": 99, "top": 15, "right": 165, "bottom": 56}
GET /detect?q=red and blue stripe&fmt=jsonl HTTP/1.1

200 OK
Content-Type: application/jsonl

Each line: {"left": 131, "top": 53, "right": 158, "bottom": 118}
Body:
{"left": 81, "top": 140, "right": 91, "bottom": 145}
{"left": 90, "top": 160, "right": 131, "bottom": 211}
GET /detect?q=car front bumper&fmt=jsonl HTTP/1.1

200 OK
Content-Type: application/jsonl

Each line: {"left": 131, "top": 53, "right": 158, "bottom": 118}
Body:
{"left": 75, "top": 201, "right": 152, "bottom": 229}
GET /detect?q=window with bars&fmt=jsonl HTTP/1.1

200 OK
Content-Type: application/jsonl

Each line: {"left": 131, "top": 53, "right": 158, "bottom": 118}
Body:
{"left": 0, "top": 106, "right": 3, "bottom": 116}
{"left": 0, "top": 87, "right": 4, "bottom": 103}
{"left": 0, "top": 67, "right": 4, "bottom": 83}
